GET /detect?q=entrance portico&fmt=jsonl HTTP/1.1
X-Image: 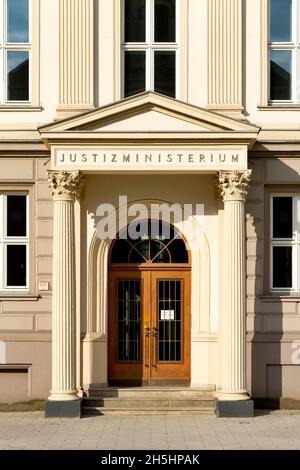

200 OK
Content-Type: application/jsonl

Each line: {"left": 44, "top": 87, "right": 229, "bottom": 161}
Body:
{"left": 40, "top": 92, "right": 259, "bottom": 417}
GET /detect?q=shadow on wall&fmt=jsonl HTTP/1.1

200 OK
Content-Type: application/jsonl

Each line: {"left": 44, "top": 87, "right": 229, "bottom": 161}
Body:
{"left": 248, "top": 157, "right": 300, "bottom": 410}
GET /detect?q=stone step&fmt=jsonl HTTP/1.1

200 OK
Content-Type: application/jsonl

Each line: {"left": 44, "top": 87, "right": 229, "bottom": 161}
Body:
{"left": 83, "top": 397, "right": 215, "bottom": 409}
{"left": 82, "top": 407, "right": 215, "bottom": 416}
{"left": 85, "top": 387, "right": 216, "bottom": 399}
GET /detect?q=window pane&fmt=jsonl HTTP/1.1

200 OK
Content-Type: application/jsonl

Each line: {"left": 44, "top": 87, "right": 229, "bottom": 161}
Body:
{"left": 155, "top": 0, "right": 176, "bottom": 42}
{"left": 7, "top": 0, "right": 29, "bottom": 43}
{"left": 158, "top": 280, "right": 181, "bottom": 362}
{"left": 7, "top": 51, "right": 29, "bottom": 101}
{"left": 125, "top": 0, "right": 146, "bottom": 42}
{"left": 154, "top": 50, "right": 176, "bottom": 97}
{"left": 273, "top": 197, "right": 293, "bottom": 238}
{"left": 7, "top": 195, "right": 27, "bottom": 237}
{"left": 7, "top": 245, "right": 27, "bottom": 287}
{"left": 270, "top": 0, "right": 292, "bottom": 42}
{"left": 124, "top": 51, "right": 146, "bottom": 97}
{"left": 117, "top": 280, "right": 141, "bottom": 362}
{"left": 273, "top": 246, "right": 292, "bottom": 288}
{"left": 270, "top": 50, "right": 291, "bottom": 100}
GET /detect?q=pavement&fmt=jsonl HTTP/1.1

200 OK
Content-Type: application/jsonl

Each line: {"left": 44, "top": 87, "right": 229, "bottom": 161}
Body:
{"left": 1, "top": 411, "right": 300, "bottom": 450}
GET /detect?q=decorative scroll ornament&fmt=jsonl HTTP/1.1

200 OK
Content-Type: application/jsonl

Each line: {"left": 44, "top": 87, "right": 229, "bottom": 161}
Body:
{"left": 218, "top": 170, "right": 252, "bottom": 201}
{"left": 48, "top": 170, "right": 85, "bottom": 201}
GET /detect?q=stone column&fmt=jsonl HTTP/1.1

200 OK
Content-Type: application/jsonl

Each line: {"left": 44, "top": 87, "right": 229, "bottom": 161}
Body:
{"left": 217, "top": 170, "right": 254, "bottom": 417}
{"left": 46, "top": 171, "right": 84, "bottom": 418}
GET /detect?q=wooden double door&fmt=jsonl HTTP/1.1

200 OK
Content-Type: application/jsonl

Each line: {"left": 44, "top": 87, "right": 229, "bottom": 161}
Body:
{"left": 108, "top": 269, "right": 191, "bottom": 386}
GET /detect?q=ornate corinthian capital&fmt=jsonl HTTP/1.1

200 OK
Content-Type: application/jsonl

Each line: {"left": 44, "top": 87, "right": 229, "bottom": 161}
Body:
{"left": 48, "top": 171, "right": 85, "bottom": 201}
{"left": 218, "top": 170, "right": 252, "bottom": 201}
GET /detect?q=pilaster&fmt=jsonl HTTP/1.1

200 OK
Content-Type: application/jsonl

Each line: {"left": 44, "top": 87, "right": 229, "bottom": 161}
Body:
{"left": 207, "top": 0, "right": 244, "bottom": 118}
{"left": 56, "top": 0, "right": 94, "bottom": 118}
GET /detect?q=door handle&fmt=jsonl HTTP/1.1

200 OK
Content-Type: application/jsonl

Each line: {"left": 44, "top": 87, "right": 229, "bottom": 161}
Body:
{"left": 144, "top": 325, "right": 150, "bottom": 368}
{"left": 151, "top": 327, "right": 158, "bottom": 369}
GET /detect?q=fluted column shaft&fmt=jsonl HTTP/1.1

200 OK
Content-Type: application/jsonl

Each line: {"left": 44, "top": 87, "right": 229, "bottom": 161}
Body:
{"left": 57, "top": 0, "right": 94, "bottom": 117}
{"left": 207, "top": 0, "right": 243, "bottom": 116}
{"left": 48, "top": 171, "right": 84, "bottom": 401}
{"left": 218, "top": 170, "right": 251, "bottom": 401}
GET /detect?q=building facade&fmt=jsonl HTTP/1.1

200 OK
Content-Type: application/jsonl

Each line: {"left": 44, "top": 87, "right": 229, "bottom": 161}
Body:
{"left": 0, "top": 0, "right": 300, "bottom": 417}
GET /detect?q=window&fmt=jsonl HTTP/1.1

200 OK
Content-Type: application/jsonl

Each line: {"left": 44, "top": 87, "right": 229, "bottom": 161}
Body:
{"left": 270, "top": 194, "right": 300, "bottom": 293}
{"left": 122, "top": 0, "right": 179, "bottom": 98}
{"left": 268, "top": 0, "right": 300, "bottom": 102}
{"left": 110, "top": 220, "right": 189, "bottom": 264}
{"left": 0, "top": 0, "right": 31, "bottom": 104}
{"left": 0, "top": 193, "right": 29, "bottom": 291}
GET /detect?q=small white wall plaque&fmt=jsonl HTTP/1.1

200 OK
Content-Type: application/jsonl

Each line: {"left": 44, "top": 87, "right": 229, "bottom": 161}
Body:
{"left": 160, "top": 310, "right": 175, "bottom": 320}
{"left": 38, "top": 281, "right": 50, "bottom": 292}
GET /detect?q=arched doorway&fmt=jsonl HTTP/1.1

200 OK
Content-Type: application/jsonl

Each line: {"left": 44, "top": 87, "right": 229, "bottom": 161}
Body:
{"left": 108, "top": 220, "right": 191, "bottom": 386}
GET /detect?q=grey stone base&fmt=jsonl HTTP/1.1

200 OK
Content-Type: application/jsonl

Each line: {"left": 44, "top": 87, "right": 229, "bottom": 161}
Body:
{"left": 45, "top": 399, "right": 82, "bottom": 418}
{"left": 215, "top": 399, "right": 254, "bottom": 418}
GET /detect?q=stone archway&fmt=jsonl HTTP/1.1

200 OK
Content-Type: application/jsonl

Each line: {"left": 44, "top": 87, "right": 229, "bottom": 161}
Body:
{"left": 82, "top": 199, "right": 211, "bottom": 389}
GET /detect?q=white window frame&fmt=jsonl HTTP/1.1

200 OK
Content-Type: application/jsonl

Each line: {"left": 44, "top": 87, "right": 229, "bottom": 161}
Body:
{"left": 0, "top": 193, "right": 29, "bottom": 292}
{"left": 0, "top": 0, "right": 41, "bottom": 107}
{"left": 121, "top": 0, "right": 180, "bottom": 98}
{"left": 270, "top": 194, "right": 300, "bottom": 294}
{"left": 268, "top": 0, "right": 300, "bottom": 103}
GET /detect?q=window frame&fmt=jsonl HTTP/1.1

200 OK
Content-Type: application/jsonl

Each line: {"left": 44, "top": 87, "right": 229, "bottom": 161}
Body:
{"left": 269, "top": 193, "right": 300, "bottom": 294}
{"left": 268, "top": 0, "right": 300, "bottom": 104}
{"left": 0, "top": 192, "right": 30, "bottom": 292}
{"left": 121, "top": 0, "right": 181, "bottom": 99}
{"left": 0, "top": 0, "right": 40, "bottom": 109}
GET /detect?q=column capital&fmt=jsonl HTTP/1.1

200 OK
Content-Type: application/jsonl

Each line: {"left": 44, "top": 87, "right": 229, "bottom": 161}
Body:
{"left": 217, "top": 170, "right": 252, "bottom": 202}
{"left": 48, "top": 170, "right": 85, "bottom": 202}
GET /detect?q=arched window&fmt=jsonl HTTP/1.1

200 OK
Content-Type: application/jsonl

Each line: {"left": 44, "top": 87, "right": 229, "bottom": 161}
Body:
{"left": 110, "top": 220, "right": 189, "bottom": 264}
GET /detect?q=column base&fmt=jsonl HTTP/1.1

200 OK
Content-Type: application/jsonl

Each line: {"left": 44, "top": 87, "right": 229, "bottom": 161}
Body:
{"left": 45, "top": 399, "right": 82, "bottom": 418}
{"left": 215, "top": 399, "right": 254, "bottom": 418}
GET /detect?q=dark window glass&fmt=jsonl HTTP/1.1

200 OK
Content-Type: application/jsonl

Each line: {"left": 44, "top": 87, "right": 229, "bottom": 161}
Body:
{"left": 125, "top": 0, "right": 146, "bottom": 42}
{"left": 270, "top": 0, "right": 292, "bottom": 42}
{"left": 155, "top": 0, "right": 176, "bottom": 42}
{"left": 273, "top": 197, "right": 293, "bottom": 238}
{"left": 273, "top": 246, "right": 292, "bottom": 288}
{"left": 270, "top": 50, "right": 291, "bottom": 100}
{"left": 7, "top": 195, "right": 27, "bottom": 237}
{"left": 7, "top": 0, "right": 29, "bottom": 43}
{"left": 154, "top": 50, "right": 176, "bottom": 97}
{"left": 7, "top": 245, "right": 27, "bottom": 286}
{"left": 124, "top": 51, "right": 146, "bottom": 97}
{"left": 110, "top": 239, "right": 131, "bottom": 263}
{"left": 151, "top": 240, "right": 171, "bottom": 263}
{"left": 158, "top": 280, "right": 181, "bottom": 362}
{"left": 128, "top": 249, "right": 147, "bottom": 263}
{"left": 117, "top": 280, "right": 141, "bottom": 361}
{"left": 167, "top": 239, "right": 189, "bottom": 263}
{"left": 110, "top": 220, "right": 188, "bottom": 264}
{"left": 7, "top": 51, "right": 29, "bottom": 101}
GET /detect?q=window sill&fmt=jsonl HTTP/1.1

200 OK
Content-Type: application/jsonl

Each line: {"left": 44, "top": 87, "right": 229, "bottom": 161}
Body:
{"left": 0, "top": 294, "right": 41, "bottom": 301}
{"left": 0, "top": 106, "right": 43, "bottom": 112}
{"left": 260, "top": 295, "right": 300, "bottom": 302}
{"left": 258, "top": 105, "right": 300, "bottom": 110}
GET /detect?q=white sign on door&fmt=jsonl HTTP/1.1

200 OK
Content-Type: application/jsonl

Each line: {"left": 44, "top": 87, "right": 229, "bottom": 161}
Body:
{"left": 160, "top": 310, "right": 175, "bottom": 320}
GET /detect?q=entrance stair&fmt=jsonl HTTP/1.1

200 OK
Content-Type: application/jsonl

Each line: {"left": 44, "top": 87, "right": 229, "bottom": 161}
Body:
{"left": 82, "top": 387, "right": 216, "bottom": 416}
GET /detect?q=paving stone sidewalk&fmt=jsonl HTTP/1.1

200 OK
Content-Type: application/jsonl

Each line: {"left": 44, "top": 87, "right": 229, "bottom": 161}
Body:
{"left": 0, "top": 411, "right": 300, "bottom": 450}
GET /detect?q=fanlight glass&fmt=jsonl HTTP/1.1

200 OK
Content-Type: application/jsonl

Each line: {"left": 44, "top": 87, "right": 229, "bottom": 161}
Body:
{"left": 110, "top": 220, "right": 189, "bottom": 264}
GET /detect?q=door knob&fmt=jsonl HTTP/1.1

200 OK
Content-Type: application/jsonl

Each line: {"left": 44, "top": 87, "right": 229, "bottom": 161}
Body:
{"left": 144, "top": 324, "right": 150, "bottom": 368}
